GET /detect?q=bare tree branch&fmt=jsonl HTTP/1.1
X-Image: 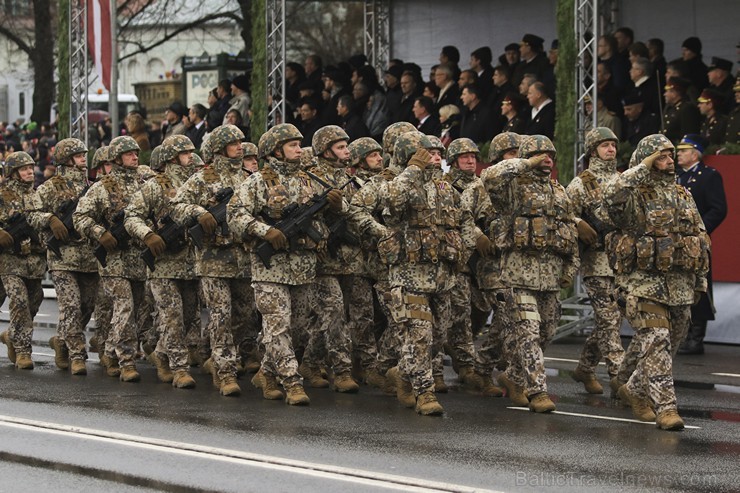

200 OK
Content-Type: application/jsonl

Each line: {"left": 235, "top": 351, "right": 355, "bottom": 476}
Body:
{"left": 0, "top": 23, "right": 34, "bottom": 56}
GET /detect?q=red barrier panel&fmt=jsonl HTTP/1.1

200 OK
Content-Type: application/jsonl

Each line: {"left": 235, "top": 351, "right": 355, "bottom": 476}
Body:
{"left": 703, "top": 155, "right": 740, "bottom": 283}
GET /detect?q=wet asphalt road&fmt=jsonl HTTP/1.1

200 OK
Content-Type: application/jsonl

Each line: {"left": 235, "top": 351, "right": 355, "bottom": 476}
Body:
{"left": 0, "top": 307, "right": 739, "bottom": 492}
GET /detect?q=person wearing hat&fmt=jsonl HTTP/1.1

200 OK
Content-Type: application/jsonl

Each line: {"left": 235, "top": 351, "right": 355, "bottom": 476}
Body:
{"left": 439, "top": 45, "right": 462, "bottom": 82}
{"left": 512, "top": 34, "right": 550, "bottom": 89}
{"left": 707, "top": 57, "right": 735, "bottom": 115}
{"left": 622, "top": 93, "right": 660, "bottom": 148}
{"left": 662, "top": 77, "right": 701, "bottom": 143}
{"left": 501, "top": 91, "right": 527, "bottom": 134}
{"left": 383, "top": 64, "right": 404, "bottom": 112}
{"left": 163, "top": 102, "right": 187, "bottom": 138}
{"left": 681, "top": 37, "right": 709, "bottom": 93}
{"left": 723, "top": 78, "right": 740, "bottom": 145}
{"left": 675, "top": 134, "right": 727, "bottom": 355}
{"left": 697, "top": 88, "right": 729, "bottom": 146}
{"left": 225, "top": 74, "right": 251, "bottom": 128}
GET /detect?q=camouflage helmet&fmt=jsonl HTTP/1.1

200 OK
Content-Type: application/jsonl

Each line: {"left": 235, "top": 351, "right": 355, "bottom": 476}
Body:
{"left": 148, "top": 146, "right": 164, "bottom": 171}
{"left": 518, "top": 135, "right": 556, "bottom": 159}
{"left": 585, "top": 127, "right": 618, "bottom": 156}
{"left": 160, "top": 135, "right": 196, "bottom": 163}
{"left": 258, "top": 123, "right": 303, "bottom": 158}
{"left": 4, "top": 151, "right": 35, "bottom": 176}
{"left": 447, "top": 138, "right": 479, "bottom": 165}
{"left": 312, "top": 125, "right": 349, "bottom": 156}
{"left": 241, "top": 142, "right": 258, "bottom": 158}
{"left": 382, "top": 121, "right": 416, "bottom": 155}
{"left": 192, "top": 153, "right": 205, "bottom": 168}
{"left": 91, "top": 146, "right": 112, "bottom": 169}
{"left": 633, "top": 134, "right": 674, "bottom": 167}
{"left": 53, "top": 138, "right": 87, "bottom": 165}
{"left": 488, "top": 132, "right": 522, "bottom": 162}
{"left": 349, "top": 137, "right": 382, "bottom": 166}
{"left": 426, "top": 135, "right": 446, "bottom": 159}
{"left": 300, "top": 147, "right": 315, "bottom": 167}
{"left": 209, "top": 124, "right": 244, "bottom": 154}
{"left": 109, "top": 135, "right": 141, "bottom": 161}
{"left": 393, "top": 131, "right": 433, "bottom": 167}
{"left": 200, "top": 133, "right": 213, "bottom": 165}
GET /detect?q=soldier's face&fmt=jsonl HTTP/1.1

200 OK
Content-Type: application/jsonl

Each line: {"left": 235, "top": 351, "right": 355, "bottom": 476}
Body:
{"left": 596, "top": 141, "right": 617, "bottom": 160}
{"left": 502, "top": 149, "right": 518, "bottom": 160}
{"left": 456, "top": 152, "right": 477, "bottom": 173}
{"left": 72, "top": 153, "right": 87, "bottom": 168}
{"left": 697, "top": 100, "right": 711, "bottom": 116}
{"left": 653, "top": 150, "right": 675, "bottom": 171}
{"left": 16, "top": 164, "right": 34, "bottom": 183}
{"left": 677, "top": 148, "right": 699, "bottom": 168}
{"left": 225, "top": 142, "right": 243, "bottom": 159}
{"left": 120, "top": 150, "right": 139, "bottom": 169}
{"left": 364, "top": 151, "right": 383, "bottom": 170}
{"left": 281, "top": 140, "right": 303, "bottom": 161}
{"left": 329, "top": 141, "right": 350, "bottom": 162}
{"left": 243, "top": 156, "right": 259, "bottom": 172}
{"left": 177, "top": 151, "right": 194, "bottom": 167}
{"left": 428, "top": 149, "right": 443, "bottom": 167}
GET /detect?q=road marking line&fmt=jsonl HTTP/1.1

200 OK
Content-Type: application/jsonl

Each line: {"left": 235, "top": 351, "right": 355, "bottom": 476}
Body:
{"left": 507, "top": 407, "right": 701, "bottom": 429}
{"left": 711, "top": 373, "right": 740, "bottom": 378}
{"left": 544, "top": 357, "right": 605, "bottom": 366}
{"left": 0, "top": 414, "right": 498, "bottom": 493}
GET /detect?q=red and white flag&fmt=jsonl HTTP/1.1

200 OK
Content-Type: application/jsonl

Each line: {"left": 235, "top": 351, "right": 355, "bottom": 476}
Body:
{"left": 87, "top": 0, "right": 112, "bottom": 90}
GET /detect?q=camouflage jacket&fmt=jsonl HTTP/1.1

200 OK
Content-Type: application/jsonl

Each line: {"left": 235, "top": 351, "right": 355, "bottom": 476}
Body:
{"left": 33, "top": 165, "right": 97, "bottom": 273}
{"left": 73, "top": 164, "right": 149, "bottom": 280}
{"left": 482, "top": 158, "right": 579, "bottom": 292}
{"left": 565, "top": 157, "right": 618, "bottom": 278}
{"left": 171, "top": 155, "right": 250, "bottom": 279}
{"left": 603, "top": 163, "right": 709, "bottom": 306}
{"left": 379, "top": 164, "right": 481, "bottom": 293}
{"left": 0, "top": 178, "right": 47, "bottom": 278}
{"left": 305, "top": 158, "right": 358, "bottom": 276}
{"left": 227, "top": 156, "right": 326, "bottom": 285}
{"left": 124, "top": 162, "right": 197, "bottom": 280}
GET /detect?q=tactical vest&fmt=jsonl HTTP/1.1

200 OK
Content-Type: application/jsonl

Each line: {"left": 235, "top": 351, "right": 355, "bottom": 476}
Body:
{"left": 607, "top": 184, "right": 709, "bottom": 275}
{"left": 500, "top": 175, "right": 576, "bottom": 257}
{"left": 577, "top": 169, "right": 614, "bottom": 249}
{"left": 259, "top": 166, "right": 318, "bottom": 250}
{"left": 153, "top": 174, "right": 177, "bottom": 225}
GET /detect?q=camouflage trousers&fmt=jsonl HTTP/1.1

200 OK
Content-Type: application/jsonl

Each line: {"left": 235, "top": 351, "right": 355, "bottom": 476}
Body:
{"left": 2, "top": 275, "right": 43, "bottom": 354}
{"left": 577, "top": 276, "right": 625, "bottom": 378}
{"left": 501, "top": 288, "right": 560, "bottom": 396}
{"left": 618, "top": 296, "right": 690, "bottom": 414}
{"left": 0, "top": 281, "right": 6, "bottom": 310}
{"left": 93, "top": 282, "right": 112, "bottom": 350}
{"left": 149, "top": 278, "right": 200, "bottom": 372}
{"left": 341, "top": 275, "right": 378, "bottom": 371}
{"left": 142, "top": 283, "right": 158, "bottom": 352}
{"left": 253, "top": 281, "right": 315, "bottom": 387}
{"left": 101, "top": 277, "right": 146, "bottom": 367}
{"left": 186, "top": 289, "right": 208, "bottom": 360}
{"left": 373, "top": 281, "right": 402, "bottom": 374}
{"left": 200, "top": 276, "right": 254, "bottom": 380}
{"left": 303, "top": 275, "right": 353, "bottom": 374}
{"left": 51, "top": 270, "right": 98, "bottom": 361}
{"left": 392, "top": 287, "right": 451, "bottom": 396}
{"left": 447, "top": 273, "right": 479, "bottom": 370}
{"left": 475, "top": 289, "right": 512, "bottom": 376}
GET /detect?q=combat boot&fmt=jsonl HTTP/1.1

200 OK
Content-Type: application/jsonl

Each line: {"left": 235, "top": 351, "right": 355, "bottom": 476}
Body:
{"left": 572, "top": 367, "right": 604, "bottom": 394}
{"left": 528, "top": 392, "right": 556, "bottom": 413}
{"left": 251, "top": 369, "right": 283, "bottom": 400}
{"left": 609, "top": 377, "right": 625, "bottom": 398}
{"left": 470, "top": 372, "right": 504, "bottom": 397}
{"left": 172, "top": 370, "right": 196, "bottom": 389}
{"left": 49, "top": 336, "right": 69, "bottom": 370}
{"left": 394, "top": 376, "right": 416, "bottom": 408}
{"left": 203, "top": 358, "right": 221, "bottom": 389}
{"left": 15, "top": 353, "right": 33, "bottom": 370}
{"left": 70, "top": 359, "right": 87, "bottom": 375}
{"left": 219, "top": 375, "right": 241, "bottom": 396}
{"left": 415, "top": 391, "right": 444, "bottom": 416}
{"left": 100, "top": 355, "right": 120, "bottom": 377}
{"left": 88, "top": 335, "right": 99, "bottom": 354}
{"left": 120, "top": 365, "right": 140, "bottom": 382}
{"left": 382, "top": 367, "right": 398, "bottom": 395}
{"left": 244, "top": 349, "right": 261, "bottom": 373}
{"left": 656, "top": 410, "right": 685, "bottom": 431}
{"left": 617, "top": 385, "right": 656, "bottom": 422}
{"left": 298, "top": 361, "right": 330, "bottom": 388}
{"left": 147, "top": 352, "right": 174, "bottom": 383}
{"left": 187, "top": 347, "right": 202, "bottom": 367}
{"left": 365, "top": 369, "right": 387, "bottom": 389}
{"left": 498, "top": 373, "right": 529, "bottom": 406}
{"left": 333, "top": 372, "right": 360, "bottom": 393}
{"left": 457, "top": 366, "right": 476, "bottom": 385}
{"left": 0, "top": 331, "right": 16, "bottom": 364}
{"left": 284, "top": 383, "right": 310, "bottom": 405}
{"left": 433, "top": 375, "right": 448, "bottom": 393}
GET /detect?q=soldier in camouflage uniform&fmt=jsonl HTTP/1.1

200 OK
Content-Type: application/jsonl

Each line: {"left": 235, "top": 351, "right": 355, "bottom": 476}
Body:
{"left": 382, "top": 122, "right": 417, "bottom": 170}
{"left": 74, "top": 136, "right": 150, "bottom": 382}
{"left": 473, "top": 133, "right": 523, "bottom": 398}
{"left": 170, "top": 125, "right": 258, "bottom": 396}
{"left": 242, "top": 142, "right": 259, "bottom": 174}
{"left": 124, "top": 135, "right": 199, "bottom": 389}
{"left": 481, "top": 135, "right": 579, "bottom": 413}
{"left": 371, "top": 131, "right": 485, "bottom": 415}
{"left": 228, "top": 123, "right": 344, "bottom": 405}
{"left": 603, "top": 134, "right": 709, "bottom": 430}
{"left": 566, "top": 128, "right": 625, "bottom": 395}
{"left": 0, "top": 152, "right": 48, "bottom": 369}
{"left": 35, "top": 138, "right": 99, "bottom": 375}
{"left": 301, "top": 125, "right": 360, "bottom": 393}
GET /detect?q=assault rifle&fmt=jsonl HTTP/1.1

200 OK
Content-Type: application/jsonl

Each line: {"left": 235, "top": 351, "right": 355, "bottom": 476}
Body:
{"left": 326, "top": 217, "right": 359, "bottom": 258}
{"left": 255, "top": 177, "right": 355, "bottom": 268}
{"left": 188, "top": 187, "right": 233, "bottom": 250}
{"left": 2, "top": 213, "right": 39, "bottom": 254}
{"left": 46, "top": 186, "right": 89, "bottom": 258}
{"left": 94, "top": 210, "right": 130, "bottom": 268}
{"left": 140, "top": 215, "right": 188, "bottom": 272}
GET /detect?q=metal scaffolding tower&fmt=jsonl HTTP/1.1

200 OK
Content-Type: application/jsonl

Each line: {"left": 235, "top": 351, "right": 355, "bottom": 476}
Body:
{"left": 363, "top": 0, "right": 391, "bottom": 76}
{"left": 69, "top": 0, "right": 88, "bottom": 144}
{"left": 266, "top": 0, "right": 286, "bottom": 128}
